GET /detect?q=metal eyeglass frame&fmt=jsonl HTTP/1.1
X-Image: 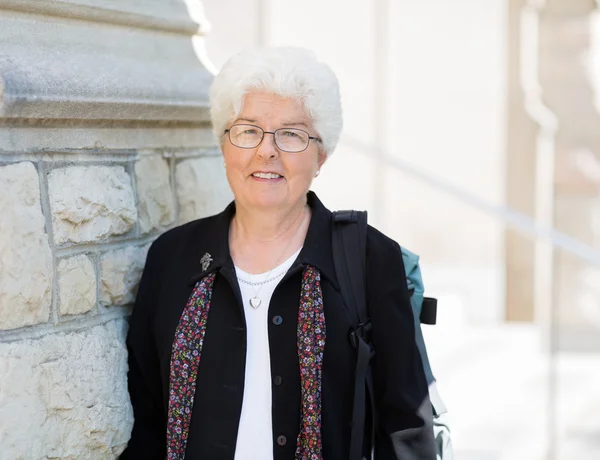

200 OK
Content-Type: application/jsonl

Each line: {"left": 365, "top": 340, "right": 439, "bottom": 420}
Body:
{"left": 224, "top": 124, "right": 322, "bottom": 153}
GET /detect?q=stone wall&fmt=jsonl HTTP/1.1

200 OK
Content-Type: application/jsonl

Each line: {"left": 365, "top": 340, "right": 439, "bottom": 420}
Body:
{"left": 0, "top": 1, "right": 232, "bottom": 458}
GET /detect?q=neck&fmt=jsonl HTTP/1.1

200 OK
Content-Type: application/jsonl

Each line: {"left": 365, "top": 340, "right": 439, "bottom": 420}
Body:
{"left": 229, "top": 198, "right": 310, "bottom": 274}
{"left": 232, "top": 199, "right": 308, "bottom": 243}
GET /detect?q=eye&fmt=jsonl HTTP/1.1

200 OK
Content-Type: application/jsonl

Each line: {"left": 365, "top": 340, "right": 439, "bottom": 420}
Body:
{"left": 241, "top": 128, "right": 259, "bottom": 135}
{"left": 280, "top": 129, "right": 301, "bottom": 138}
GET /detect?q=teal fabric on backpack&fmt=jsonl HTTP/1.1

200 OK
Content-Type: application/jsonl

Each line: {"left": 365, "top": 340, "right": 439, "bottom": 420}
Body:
{"left": 401, "top": 247, "right": 435, "bottom": 385}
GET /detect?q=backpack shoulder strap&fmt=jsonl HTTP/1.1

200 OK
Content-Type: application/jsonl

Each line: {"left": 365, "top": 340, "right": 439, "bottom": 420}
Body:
{"left": 331, "top": 210, "right": 368, "bottom": 330}
{"left": 332, "top": 210, "right": 374, "bottom": 460}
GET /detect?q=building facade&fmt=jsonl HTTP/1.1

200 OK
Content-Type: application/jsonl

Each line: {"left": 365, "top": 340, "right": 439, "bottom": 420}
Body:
{"left": 0, "top": 1, "right": 231, "bottom": 457}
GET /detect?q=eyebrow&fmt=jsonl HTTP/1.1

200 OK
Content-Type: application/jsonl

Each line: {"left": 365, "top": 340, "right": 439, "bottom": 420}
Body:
{"left": 280, "top": 120, "right": 308, "bottom": 128}
{"left": 234, "top": 117, "right": 308, "bottom": 127}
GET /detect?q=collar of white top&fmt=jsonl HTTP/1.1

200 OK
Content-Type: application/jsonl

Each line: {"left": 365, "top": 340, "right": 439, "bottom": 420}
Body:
{"left": 235, "top": 247, "right": 302, "bottom": 283}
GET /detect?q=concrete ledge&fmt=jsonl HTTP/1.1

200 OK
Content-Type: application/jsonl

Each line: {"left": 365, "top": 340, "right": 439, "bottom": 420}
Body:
{"left": 0, "top": 0, "right": 208, "bottom": 35}
{"left": 0, "top": 125, "right": 215, "bottom": 152}
{"left": 0, "top": 3, "right": 213, "bottom": 123}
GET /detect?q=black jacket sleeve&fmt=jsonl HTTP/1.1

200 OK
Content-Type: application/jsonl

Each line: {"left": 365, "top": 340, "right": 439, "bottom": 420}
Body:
{"left": 120, "top": 241, "right": 167, "bottom": 460}
{"left": 367, "top": 228, "right": 437, "bottom": 459}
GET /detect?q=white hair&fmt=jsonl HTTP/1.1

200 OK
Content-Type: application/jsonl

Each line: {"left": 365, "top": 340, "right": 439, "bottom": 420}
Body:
{"left": 209, "top": 47, "right": 343, "bottom": 156}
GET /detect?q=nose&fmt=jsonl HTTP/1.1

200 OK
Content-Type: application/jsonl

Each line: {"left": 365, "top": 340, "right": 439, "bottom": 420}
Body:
{"left": 256, "top": 132, "right": 279, "bottom": 160}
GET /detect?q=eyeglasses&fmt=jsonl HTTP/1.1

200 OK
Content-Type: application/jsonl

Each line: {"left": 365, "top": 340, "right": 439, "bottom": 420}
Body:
{"left": 224, "top": 124, "right": 322, "bottom": 153}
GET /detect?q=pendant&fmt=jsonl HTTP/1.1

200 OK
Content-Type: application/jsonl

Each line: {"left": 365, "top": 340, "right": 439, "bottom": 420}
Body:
{"left": 249, "top": 297, "right": 262, "bottom": 309}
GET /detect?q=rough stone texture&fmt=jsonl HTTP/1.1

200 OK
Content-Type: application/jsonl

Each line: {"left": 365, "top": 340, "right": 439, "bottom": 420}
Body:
{"left": 99, "top": 245, "right": 150, "bottom": 307}
{"left": 0, "top": 1, "right": 216, "bottom": 457}
{"left": 48, "top": 166, "right": 137, "bottom": 245}
{"left": 176, "top": 156, "right": 233, "bottom": 224}
{"left": 58, "top": 255, "right": 97, "bottom": 316}
{"left": 0, "top": 162, "right": 52, "bottom": 330}
{"left": 135, "top": 154, "right": 175, "bottom": 234}
{"left": 0, "top": 320, "right": 133, "bottom": 459}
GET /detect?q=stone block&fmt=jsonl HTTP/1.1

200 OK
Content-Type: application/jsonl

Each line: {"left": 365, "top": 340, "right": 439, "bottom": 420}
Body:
{"left": 48, "top": 166, "right": 137, "bottom": 245}
{"left": 0, "top": 320, "right": 133, "bottom": 459}
{"left": 57, "top": 255, "right": 96, "bottom": 316}
{"left": 0, "top": 162, "right": 52, "bottom": 330}
{"left": 99, "top": 245, "right": 149, "bottom": 307}
{"left": 135, "top": 154, "right": 175, "bottom": 234}
{"left": 175, "top": 156, "right": 233, "bottom": 224}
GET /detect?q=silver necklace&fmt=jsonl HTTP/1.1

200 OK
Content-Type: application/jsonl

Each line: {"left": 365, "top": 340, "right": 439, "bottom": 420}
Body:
{"left": 237, "top": 270, "right": 286, "bottom": 287}
{"left": 236, "top": 208, "right": 308, "bottom": 309}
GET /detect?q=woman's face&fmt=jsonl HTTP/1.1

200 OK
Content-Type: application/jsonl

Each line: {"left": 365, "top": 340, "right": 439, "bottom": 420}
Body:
{"left": 222, "top": 90, "right": 327, "bottom": 212}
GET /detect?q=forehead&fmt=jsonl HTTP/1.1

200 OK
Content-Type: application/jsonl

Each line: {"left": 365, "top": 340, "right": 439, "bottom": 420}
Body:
{"left": 236, "top": 91, "right": 310, "bottom": 126}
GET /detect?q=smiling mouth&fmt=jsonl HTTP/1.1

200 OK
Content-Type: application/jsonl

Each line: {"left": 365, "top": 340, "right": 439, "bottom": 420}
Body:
{"left": 251, "top": 172, "right": 283, "bottom": 179}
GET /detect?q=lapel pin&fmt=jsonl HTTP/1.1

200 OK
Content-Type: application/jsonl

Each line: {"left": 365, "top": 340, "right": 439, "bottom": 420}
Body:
{"left": 200, "top": 253, "right": 213, "bottom": 272}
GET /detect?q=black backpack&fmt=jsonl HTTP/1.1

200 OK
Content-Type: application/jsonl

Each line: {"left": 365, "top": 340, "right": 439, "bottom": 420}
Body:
{"left": 331, "top": 210, "right": 438, "bottom": 460}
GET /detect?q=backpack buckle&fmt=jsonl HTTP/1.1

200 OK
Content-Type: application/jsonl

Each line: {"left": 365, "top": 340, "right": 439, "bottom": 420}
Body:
{"left": 349, "top": 321, "right": 372, "bottom": 348}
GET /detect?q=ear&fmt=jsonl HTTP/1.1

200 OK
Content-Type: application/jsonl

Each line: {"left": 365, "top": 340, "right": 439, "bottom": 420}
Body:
{"left": 221, "top": 150, "right": 227, "bottom": 168}
{"left": 317, "top": 151, "right": 327, "bottom": 169}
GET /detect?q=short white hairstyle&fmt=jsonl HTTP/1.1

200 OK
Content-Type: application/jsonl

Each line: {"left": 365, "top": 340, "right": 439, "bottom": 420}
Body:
{"left": 209, "top": 47, "right": 343, "bottom": 156}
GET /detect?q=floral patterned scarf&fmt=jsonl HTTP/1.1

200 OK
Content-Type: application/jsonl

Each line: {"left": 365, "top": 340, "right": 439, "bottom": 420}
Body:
{"left": 166, "top": 266, "right": 326, "bottom": 460}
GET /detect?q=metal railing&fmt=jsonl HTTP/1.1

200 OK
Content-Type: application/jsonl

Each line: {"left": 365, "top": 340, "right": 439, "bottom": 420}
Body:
{"left": 341, "top": 135, "right": 600, "bottom": 268}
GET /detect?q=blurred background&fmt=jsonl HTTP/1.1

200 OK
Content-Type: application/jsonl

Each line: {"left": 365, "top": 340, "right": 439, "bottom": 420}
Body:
{"left": 200, "top": 0, "right": 600, "bottom": 459}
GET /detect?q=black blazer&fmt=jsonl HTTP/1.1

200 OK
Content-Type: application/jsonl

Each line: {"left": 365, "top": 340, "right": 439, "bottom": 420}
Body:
{"left": 121, "top": 191, "right": 436, "bottom": 460}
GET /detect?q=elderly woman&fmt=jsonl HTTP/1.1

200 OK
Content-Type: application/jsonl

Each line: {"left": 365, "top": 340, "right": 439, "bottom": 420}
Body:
{"left": 121, "top": 47, "right": 435, "bottom": 460}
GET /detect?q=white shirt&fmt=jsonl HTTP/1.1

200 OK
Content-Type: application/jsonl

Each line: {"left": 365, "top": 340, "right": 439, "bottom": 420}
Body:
{"left": 233, "top": 248, "right": 302, "bottom": 460}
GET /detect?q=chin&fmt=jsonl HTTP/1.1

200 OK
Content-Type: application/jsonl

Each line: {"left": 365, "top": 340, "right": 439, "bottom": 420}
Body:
{"left": 250, "top": 195, "right": 285, "bottom": 209}
{"left": 236, "top": 185, "right": 298, "bottom": 210}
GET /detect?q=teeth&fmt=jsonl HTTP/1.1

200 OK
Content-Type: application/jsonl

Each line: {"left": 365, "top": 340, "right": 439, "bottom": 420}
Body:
{"left": 252, "top": 172, "right": 281, "bottom": 179}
